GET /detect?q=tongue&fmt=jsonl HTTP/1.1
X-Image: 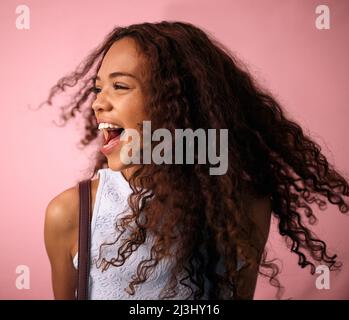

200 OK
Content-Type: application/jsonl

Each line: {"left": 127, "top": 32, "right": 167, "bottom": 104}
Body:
{"left": 110, "top": 130, "right": 121, "bottom": 140}
{"left": 106, "top": 129, "right": 123, "bottom": 144}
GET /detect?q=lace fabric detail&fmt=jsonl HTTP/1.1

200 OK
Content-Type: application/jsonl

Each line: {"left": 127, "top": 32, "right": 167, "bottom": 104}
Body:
{"left": 73, "top": 168, "right": 194, "bottom": 300}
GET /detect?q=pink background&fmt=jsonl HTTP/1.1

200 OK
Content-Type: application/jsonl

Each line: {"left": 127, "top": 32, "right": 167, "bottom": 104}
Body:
{"left": 1, "top": 0, "right": 348, "bottom": 299}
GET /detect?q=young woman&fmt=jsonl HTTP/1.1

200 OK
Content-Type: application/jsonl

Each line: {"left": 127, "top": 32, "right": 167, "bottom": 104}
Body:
{"left": 43, "top": 21, "right": 349, "bottom": 300}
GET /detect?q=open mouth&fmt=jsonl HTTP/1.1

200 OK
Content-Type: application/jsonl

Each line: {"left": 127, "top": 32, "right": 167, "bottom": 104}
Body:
{"left": 104, "top": 128, "right": 125, "bottom": 145}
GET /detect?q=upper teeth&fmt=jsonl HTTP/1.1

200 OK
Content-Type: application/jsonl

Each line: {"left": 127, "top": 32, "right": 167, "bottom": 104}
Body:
{"left": 98, "top": 123, "right": 122, "bottom": 130}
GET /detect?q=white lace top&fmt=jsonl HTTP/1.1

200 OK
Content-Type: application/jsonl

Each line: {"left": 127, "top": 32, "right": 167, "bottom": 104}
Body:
{"left": 73, "top": 168, "right": 196, "bottom": 300}
{"left": 72, "top": 168, "right": 244, "bottom": 299}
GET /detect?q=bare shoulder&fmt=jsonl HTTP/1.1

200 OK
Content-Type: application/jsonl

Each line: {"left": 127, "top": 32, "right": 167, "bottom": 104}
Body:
{"left": 44, "top": 177, "right": 99, "bottom": 245}
{"left": 234, "top": 195, "right": 272, "bottom": 299}
{"left": 241, "top": 194, "right": 273, "bottom": 257}
{"left": 43, "top": 184, "right": 80, "bottom": 299}
{"left": 44, "top": 185, "right": 80, "bottom": 269}
{"left": 44, "top": 177, "right": 99, "bottom": 299}
{"left": 44, "top": 185, "right": 80, "bottom": 236}
{"left": 248, "top": 195, "right": 272, "bottom": 248}
{"left": 250, "top": 196, "right": 272, "bottom": 232}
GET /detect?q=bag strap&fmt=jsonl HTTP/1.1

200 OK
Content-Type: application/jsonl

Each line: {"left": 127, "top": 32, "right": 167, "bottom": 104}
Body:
{"left": 77, "top": 179, "right": 92, "bottom": 300}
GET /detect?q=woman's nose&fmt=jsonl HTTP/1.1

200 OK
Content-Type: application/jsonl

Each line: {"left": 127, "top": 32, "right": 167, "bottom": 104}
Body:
{"left": 92, "top": 94, "right": 112, "bottom": 113}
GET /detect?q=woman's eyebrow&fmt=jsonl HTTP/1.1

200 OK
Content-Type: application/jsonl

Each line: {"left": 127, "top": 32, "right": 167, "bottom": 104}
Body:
{"left": 94, "top": 72, "right": 139, "bottom": 83}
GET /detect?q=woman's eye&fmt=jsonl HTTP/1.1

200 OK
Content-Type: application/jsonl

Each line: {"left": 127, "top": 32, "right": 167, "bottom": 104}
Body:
{"left": 113, "top": 83, "right": 129, "bottom": 90}
{"left": 92, "top": 84, "right": 128, "bottom": 94}
{"left": 92, "top": 86, "right": 101, "bottom": 94}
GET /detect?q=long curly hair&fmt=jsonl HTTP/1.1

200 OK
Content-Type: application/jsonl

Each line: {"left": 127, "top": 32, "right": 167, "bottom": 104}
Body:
{"left": 38, "top": 21, "right": 349, "bottom": 299}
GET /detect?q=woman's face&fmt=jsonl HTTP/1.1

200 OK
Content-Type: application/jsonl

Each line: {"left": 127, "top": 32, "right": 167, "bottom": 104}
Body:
{"left": 92, "top": 37, "right": 148, "bottom": 176}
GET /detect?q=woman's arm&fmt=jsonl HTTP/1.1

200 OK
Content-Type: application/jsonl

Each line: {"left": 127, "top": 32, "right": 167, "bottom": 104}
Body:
{"left": 44, "top": 188, "right": 78, "bottom": 300}
{"left": 237, "top": 195, "right": 272, "bottom": 299}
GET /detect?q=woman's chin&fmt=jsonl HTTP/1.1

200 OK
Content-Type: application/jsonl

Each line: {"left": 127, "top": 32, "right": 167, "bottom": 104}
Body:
{"left": 106, "top": 157, "right": 125, "bottom": 172}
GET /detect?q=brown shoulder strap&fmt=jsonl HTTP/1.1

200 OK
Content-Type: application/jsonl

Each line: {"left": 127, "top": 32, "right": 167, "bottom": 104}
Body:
{"left": 77, "top": 179, "right": 92, "bottom": 300}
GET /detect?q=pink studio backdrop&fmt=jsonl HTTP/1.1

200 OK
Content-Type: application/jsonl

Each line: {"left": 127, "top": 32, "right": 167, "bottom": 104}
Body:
{"left": 1, "top": 0, "right": 348, "bottom": 299}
